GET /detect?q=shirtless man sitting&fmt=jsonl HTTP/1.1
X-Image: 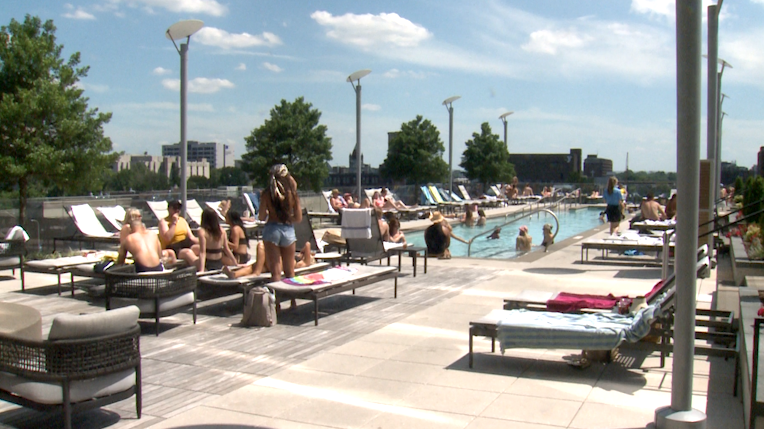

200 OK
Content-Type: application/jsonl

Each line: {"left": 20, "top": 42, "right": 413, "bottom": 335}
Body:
{"left": 640, "top": 193, "right": 666, "bottom": 221}
{"left": 117, "top": 218, "right": 164, "bottom": 272}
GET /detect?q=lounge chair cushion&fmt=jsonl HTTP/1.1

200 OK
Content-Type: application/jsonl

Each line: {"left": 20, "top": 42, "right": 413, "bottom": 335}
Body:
{"left": 546, "top": 292, "right": 629, "bottom": 313}
{"left": 48, "top": 306, "right": 140, "bottom": 341}
{"left": 0, "top": 256, "right": 20, "bottom": 268}
{"left": 0, "top": 369, "right": 135, "bottom": 405}
{"left": 109, "top": 291, "right": 195, "bottom": 314}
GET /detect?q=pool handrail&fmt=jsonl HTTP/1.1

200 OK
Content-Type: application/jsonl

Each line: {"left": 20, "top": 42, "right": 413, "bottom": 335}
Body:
{"left": 517, "top": 188, "right": 581, "bottom": 217}
{"left": 466, "top": 208, "right": 560, "bottom": 257}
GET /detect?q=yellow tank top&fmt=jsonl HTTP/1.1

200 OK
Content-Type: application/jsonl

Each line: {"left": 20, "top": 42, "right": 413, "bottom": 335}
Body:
{"left": 160, "top": 217, "right": 190, "bottom": 248}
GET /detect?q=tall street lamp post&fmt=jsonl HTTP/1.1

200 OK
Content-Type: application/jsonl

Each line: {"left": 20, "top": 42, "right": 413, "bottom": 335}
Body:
{"left": 166, "top": 19, "right": 204, "bottom": 218}
{"left": 443, "top": 96, "right": 461, "bottom": 195}
{"left": 499, "top": 111, "right": 514, "bottom": 149}
{"left": 347, "top": 69, "right": 371, "bottom": 203}
{"left": 717, "top": 93, "right": 729, "bottom": 194}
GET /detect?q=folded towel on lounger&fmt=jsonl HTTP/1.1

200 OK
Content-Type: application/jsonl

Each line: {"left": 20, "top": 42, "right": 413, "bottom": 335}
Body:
{"left": 341, "top": 208, "right": 372, "bottom": 239}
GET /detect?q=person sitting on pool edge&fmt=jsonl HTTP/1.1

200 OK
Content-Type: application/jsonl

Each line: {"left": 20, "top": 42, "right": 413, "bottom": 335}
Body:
{"left": 516, "top": 225, "right": 532, "bottom": 253}
{"left": 424, "top": 211, "right": 467, "bottom": 259}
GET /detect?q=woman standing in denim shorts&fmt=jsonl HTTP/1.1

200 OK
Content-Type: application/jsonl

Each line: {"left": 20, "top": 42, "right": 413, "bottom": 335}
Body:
{"left": 259, "top": 164, "right": 302, "bottom": 281}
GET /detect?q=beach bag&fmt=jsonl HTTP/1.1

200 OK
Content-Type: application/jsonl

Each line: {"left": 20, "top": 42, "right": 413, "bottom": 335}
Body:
{"left": 241, "top": 286, "right": 276, "bottom": 327}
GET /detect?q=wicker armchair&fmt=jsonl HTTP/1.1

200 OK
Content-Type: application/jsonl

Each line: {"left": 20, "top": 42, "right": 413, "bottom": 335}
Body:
{"left": 104, "top": 265, "right": 198, "bottom": 335}
{"left": 0, "top": 238, "right": 25, "bottom": 291}
{"left": 0, "top": 306, "right": 141, "bottom": 429}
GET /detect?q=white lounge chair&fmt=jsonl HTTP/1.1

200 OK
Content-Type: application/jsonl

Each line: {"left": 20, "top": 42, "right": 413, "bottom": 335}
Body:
{"left": 96, "top": 205, "right": 127, "bottom": 231}
{"left": 54, "top": 204, "right": 120, "bottom": 251}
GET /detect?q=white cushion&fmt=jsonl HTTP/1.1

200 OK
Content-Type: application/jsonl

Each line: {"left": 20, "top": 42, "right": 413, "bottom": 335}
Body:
{"left": 110, "top": 291, "right": 194, "bottom": 314}
{"left": 48, "top": 306, "right": 139, "bottom": 341}
{"left": 0, "top": 256, "right": 20, "bottom": 268}
{"left": 0, "top": 369, "right": 135, "bottom": 405}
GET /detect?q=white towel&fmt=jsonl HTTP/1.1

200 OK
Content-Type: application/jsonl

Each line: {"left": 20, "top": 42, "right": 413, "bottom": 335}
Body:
{"left": 4, "top": 225, "right": 29, "bottom": 241}
{"left": 341, "top": 208, "right": 372, "bottom": 239}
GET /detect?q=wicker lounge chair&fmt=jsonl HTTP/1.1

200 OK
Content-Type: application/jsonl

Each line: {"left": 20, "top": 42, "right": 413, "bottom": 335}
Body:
{"left": 104, "top": 265, "right": 198, "bottom": 335}
{"left": 0, "top": 227, "right": 28, "bottom": 291}
{"left": 0, "top": 306, "right": 142, "bottom": 429}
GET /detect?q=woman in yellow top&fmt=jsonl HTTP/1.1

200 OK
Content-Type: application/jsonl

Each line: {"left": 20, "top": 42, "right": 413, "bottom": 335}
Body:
{"left": 158, "top": 200, "right": 198, "bottom": 258}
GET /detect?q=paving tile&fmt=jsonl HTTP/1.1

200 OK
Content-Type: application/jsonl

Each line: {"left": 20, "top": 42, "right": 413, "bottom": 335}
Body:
{"left": 359, "top": 359, "right": 443, "bottom": 384}
{"left": 272, "top": 397, "right": 380, "bottom": 429}
{"left": 334, "top": 375, "right": 422, "bottom": 405}
{"left": 389, "top": 345, "right": 467, "bottom": 366}
{"left": 505, "top": 376, "right": 593, "bottom": 401}
{"left": 328, "top": 339, "right": 410, "bottom": 359}
{"left": 361, "top": 409, "right": 474, "bottom": 429}
{"left": 296, "top": 352, "right": 385, "bottom": 375}
{"left": 465, "top": 416, "right": 563, "bottom": 429}
{"left": 568, "top": 402, "right": 655, "bottom": 429}
{"left": 401, "top": 384, "right": 499, "bottom": 416}
{"left": 204, "top": 384, "right": 303, "bottom": 418}
{"left": 480, "top": 393, "right": 581, "bottom": 427}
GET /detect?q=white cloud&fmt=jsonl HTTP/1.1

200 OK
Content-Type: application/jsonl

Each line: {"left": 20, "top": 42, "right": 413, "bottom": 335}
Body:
{"left": 311, "top": 11, "right": 431, "bottom": 49}
{"left": 119, "top": 0, "right": 227, "bottom": 16}
{"left": 195, "top": 27, "right": 282, "bottom": 49}
{"left": 720, "top": 28, "right": 764, "bottom": 88}
{"left": 522, "top": 29, "right": 592, "bottom": 54}
{"left": 162, "top": 77, "right": 235, "bottom": 93}
{"left": 630, "top": 0, "right": 729, "bottom": 22}
{"left": 63, "top": 4, "right": 96, "bottom": 20}
{"left": 362, "top": 104, "right": 381, "bottom": 111}
{"left": 383, "top": 68, "right": 429, "bottom": 79}
{"left": 235, "top": 63, "right": 246, "bottom": 71}
{"left": 263, "top": 62, "right": 282, "bottom": 73}
{"left": 116, "top": 101, "right": 214, "bottom": 112}
{"left": 152, "top": 66, "right": 172, "bottom": 75}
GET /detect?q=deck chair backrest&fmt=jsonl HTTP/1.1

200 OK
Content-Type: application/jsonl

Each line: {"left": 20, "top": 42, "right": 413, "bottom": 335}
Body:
{"left": 458, "top": 185, "right": 472, "bottom": 200}
{"left": 421, "top": 186, "right": 436, "bottom": 205}
{"left": 96, "top": 206, "right": 127, "bottom": 231}
{"left": 365, "top": 188, "right": 381, "bottom": 202}
{"left": 204, "top": 201, "right": 227, "bottom": 222}
{"left": 244, "top": 192, "right": 261, "bottom": 215}
{"left": 146, "top": 201, "right": 169, "bottom": 222}
{"left": 651, "top": 256, "right": 710, "bottom": 311}
{"left": 185, "top": 199, "right": 204, "bottom": 226}
{"left": 345, "top": 210, "right": 386, "bottom": 259}
{"left": 645, "top": 252, "right": 709, "bottom": 305}
{"left": 438, "top": 187, "right": 455, "bottom": 202}
{"left": 449, "top": 190, "right": 464, "bottom": 202}
{"left": 490, "top": 185, "right": 504, "bottom": 198}
{"left": 294, "top": 209, "right": 320, "bottom": 252}
{"left": 68, "top": 204, "right": 114, "bottom": 238}
{"left": 321, "top": 190, "right": 337, "bottom": 214}
{"left": 428, "top": 186, "right": 446, "bottom": 204}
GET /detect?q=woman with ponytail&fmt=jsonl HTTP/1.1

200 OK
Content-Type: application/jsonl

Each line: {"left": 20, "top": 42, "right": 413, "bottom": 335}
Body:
{"left": 259, "top": 164, "right": 302, "bottom": 281}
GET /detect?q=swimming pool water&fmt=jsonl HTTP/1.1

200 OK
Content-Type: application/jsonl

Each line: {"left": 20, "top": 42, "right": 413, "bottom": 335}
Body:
{"left": 405, "top": 207, "right": 603, "bottom": 259}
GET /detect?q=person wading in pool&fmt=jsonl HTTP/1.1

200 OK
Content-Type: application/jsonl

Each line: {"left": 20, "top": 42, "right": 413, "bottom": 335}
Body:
{"left": 424, "top": 211, "right": 467, "bottom": 259}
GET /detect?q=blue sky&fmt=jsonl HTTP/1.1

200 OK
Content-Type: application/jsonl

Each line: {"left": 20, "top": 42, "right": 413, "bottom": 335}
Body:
{"left": 3, "top": 0, "right": 764, "bottom": 173}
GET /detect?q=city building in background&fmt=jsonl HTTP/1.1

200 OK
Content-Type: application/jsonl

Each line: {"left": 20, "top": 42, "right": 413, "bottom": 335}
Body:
{"left": 510, "top": 148, "right": 582, "bottom": 183}
{"left": 583, "top": 154, "right": 614, "bottom": 179}
{"left": 112, "top": 153, "right": 210, "bottom": 179}
{"left": 326, "top": 147, "right": 380, "bottom": 188}
{"left": 161, "top": 140, "right": 234, "bottom": 170}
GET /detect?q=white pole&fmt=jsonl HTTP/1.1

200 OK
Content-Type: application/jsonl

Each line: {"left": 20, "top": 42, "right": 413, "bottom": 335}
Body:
{"left": 655, "top": 1, "right": 707, "bottom": 426}
{"left": 448, "top": 105, "right": 454, "bottom": 195}
{"left": 355, "top": 84, "right": 362, "bottom": 203}
{"left": 180, "top": 42, "right": 188, "bottom": 218}
{"left": 707, "top": 5, "right": 718, "bottom": 206}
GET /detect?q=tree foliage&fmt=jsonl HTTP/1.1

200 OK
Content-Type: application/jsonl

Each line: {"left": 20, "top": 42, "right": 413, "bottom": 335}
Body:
{"left": 379, "top": 115, "right": 448, "bottom": 185}
{"left": 0, "top": 15, "right": 115, "bottom": 222}
{"left": 241, "top": 97, "right": 332, "bottom": 192}
{"left": 103, "top": 163, "right": 169, "bottom": 192}
{"left": 459, "top": 122, "right": 515, "bottom": 186}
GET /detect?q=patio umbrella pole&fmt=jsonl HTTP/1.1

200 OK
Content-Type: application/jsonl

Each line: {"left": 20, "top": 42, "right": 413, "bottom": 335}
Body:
{"left": 655, "top": 1, "right": 707, "bottom": 427}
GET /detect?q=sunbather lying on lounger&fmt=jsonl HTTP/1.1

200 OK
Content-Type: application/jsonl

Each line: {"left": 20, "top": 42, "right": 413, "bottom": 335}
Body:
{"left": 223, "top": 241, "right": 316, "bottom": 279}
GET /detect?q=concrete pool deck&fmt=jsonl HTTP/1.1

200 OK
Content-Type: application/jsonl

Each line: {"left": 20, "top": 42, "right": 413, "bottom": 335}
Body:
{"left": 0, "top": 211, "right": 743, "bottom": 429}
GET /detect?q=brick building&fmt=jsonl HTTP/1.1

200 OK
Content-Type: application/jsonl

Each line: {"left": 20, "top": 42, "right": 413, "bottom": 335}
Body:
{"left": 583, "top": 154, "right": 613, "bottom": 178}
{"left": 509, "top": 148, "right": 582, "bottom": 182}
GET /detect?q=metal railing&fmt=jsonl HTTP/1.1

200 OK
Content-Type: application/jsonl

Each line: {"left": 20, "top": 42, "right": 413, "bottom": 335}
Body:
{"left": 514, "top": 189, "right": 581, "bottom": 219}
{"left": 467, "top": 209, "right": 560, "bottom": 257}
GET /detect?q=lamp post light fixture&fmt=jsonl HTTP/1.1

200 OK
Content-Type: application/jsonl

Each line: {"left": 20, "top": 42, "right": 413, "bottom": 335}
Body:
{"left": 166, "top": 19, "right": 204, "bottom": 218}
{"left": 443, "top": 95, "right": 461, "bottom": 195}
{"left": 499, "top": 111, "right": 514, "bottom": 149}
{"left": 347, "top": 69, "right": 371, "bottom": 203}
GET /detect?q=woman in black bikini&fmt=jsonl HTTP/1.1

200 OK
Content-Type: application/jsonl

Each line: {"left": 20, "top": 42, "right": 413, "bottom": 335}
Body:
{"left": 180, "top": 208, "right": 237, "bottom": 272}
{"left": 225, "top": 210, "right": 250, "bottom": 264}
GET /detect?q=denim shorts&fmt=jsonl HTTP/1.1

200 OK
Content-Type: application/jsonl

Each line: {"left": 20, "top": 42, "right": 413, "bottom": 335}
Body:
{"left": 262, "top": 223, "right": 296, "bottom": 247}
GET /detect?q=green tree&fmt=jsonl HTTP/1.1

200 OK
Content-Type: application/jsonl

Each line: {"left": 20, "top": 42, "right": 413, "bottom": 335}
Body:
{"left": 379, "top": 115, "right": 448, "bottom": 184}
{"left": 242, "top": 97, "right": 332, "bottom": 192}
{"left": 459, "top": 122, "right": 514, "bottom": 187}
{"left": 103, "top": 163, "right": 169, "bottom": 192}
{"left": 0, "top": 15, "right": 115, "bottom": 223}
{"left": 216, "top": 166, "right": 249, "bottom": 187}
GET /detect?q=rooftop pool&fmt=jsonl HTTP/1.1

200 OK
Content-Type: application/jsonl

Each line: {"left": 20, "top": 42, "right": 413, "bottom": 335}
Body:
{"left": 405, "top": 207, "right": 604, "bottom": 259}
